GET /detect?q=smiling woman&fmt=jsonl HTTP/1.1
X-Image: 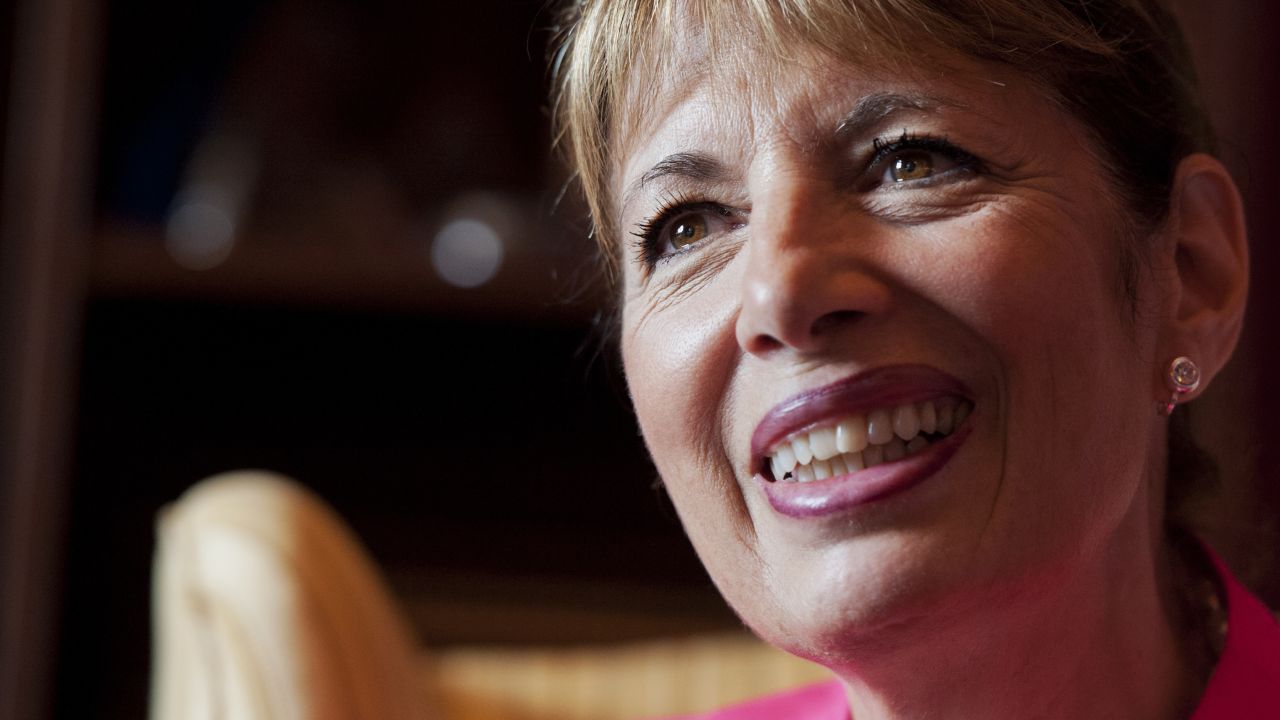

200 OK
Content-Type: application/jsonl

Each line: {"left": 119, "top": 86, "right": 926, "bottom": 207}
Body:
{"left": 550, "top": 1, "right": 1277, "bottom": 718}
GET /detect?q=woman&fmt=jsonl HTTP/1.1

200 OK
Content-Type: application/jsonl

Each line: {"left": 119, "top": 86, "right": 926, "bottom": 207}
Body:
{"left": 550, "top": 0, "right": 1278, "bottom": 718}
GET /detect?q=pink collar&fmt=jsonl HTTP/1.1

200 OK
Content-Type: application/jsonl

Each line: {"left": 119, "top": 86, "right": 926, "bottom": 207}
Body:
{"left": 1189, "top": 547, "right": 1280, "bottom": 718}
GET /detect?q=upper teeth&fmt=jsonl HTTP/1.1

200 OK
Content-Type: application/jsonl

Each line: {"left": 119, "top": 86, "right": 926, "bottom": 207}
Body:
{"left": 766, "top": 398, "right": 971, "bottom": 482}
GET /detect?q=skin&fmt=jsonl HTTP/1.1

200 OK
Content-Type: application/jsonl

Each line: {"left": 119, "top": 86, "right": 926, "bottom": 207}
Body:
{"left": 613, "top": 38, "right": 1248, "bottom": 720}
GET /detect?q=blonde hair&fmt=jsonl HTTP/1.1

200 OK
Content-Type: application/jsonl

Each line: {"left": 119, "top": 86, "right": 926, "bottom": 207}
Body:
{"left": 549, "top": 0, "right": 1211, "bottom": 282}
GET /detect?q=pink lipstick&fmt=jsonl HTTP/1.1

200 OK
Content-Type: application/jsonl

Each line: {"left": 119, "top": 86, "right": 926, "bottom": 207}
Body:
{"left": 750, "top": 365, "right": 974, "bottom": 518}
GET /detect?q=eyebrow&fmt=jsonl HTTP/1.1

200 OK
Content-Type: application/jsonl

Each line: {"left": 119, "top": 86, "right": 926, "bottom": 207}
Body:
{"left": 624, "top": 151, "right": 728, "bottom": 210}
{"left": 835, "top": 92, "right": 958, "bottom": 138}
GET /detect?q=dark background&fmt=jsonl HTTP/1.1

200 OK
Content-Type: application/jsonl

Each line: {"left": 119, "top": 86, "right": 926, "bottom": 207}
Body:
{"left": 2, "top": 1, "right": 1278, "bottom": 718}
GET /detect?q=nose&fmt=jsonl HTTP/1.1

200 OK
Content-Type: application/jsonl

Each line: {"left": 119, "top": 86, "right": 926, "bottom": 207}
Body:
{"left": 734, "top": 176, "right": 892, "bottom": 356}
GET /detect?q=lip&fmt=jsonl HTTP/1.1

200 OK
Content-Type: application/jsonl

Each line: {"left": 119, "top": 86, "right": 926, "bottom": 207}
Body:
{"left": 758, "top": 422, "right": 973, "bottom": 517}
{"left": 749, "top": 364, "right": 974, "bottom": 518}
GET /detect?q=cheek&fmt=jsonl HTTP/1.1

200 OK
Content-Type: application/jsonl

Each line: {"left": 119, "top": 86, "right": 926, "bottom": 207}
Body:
{"left": 620, "top": 297, "right": 730, "bottom": 475}
{"left": 620, "top": 265, "right": 746, "bottom": 475}
{"left": 620, "top": 278, "right": 765, "bottom": 590}
{"left": 933, "top": 203, "right": 1156, "bottom": 541}
{"left": 930, "top": 196, "right": 1143, "bottom": 375}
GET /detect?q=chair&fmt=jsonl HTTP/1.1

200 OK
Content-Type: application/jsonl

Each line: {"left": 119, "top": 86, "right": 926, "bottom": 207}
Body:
{"left": 150, "top": 471, "right": 832, "bottom": 719}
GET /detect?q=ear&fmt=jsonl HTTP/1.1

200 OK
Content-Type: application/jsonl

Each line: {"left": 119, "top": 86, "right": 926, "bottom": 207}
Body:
{"left": 1157, "top": 153, "right": 1249, "bottom": 400}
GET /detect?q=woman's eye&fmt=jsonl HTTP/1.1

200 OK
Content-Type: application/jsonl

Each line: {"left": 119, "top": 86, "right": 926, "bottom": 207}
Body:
{"left": 887, "top": 151, "right": 936, "bottom": 182}
{"left": 668, "top": 214, "right": 709, "bottom": 250}
{"left": 867, "top": 134, "right": 979, "bottom": 189}
{"left": 633, "top": 201, "right": 737, "bottom": 267}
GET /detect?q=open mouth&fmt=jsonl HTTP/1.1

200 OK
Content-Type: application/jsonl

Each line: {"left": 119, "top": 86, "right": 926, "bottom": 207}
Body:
{"left": 762, "top": 397, "right": 973, "bottom": 483}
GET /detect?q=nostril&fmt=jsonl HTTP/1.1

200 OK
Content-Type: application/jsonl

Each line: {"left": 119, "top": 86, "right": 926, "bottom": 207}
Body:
{"left": 811, "top": 310, "right": 865, "bottom": 337}
{"left": 739, "top": 310, "right": 866, "bottom": 356}
{"left": 746, "top": 334, "right": 786, "bottom": 354}
{"left": 736, "top": 259, "right": 890, "bottom": 355}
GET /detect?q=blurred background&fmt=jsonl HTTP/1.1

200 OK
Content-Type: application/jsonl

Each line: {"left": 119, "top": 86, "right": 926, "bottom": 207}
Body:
{"left": 1, "top": 1, "right": 1277, "bottom": 718}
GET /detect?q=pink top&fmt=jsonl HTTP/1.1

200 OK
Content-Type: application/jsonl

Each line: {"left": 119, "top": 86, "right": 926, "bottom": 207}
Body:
{"left": 1190, "top": 549, "right": 1280, "bottom": 718}
{"left": 665, "top": 551, "right": 1280, "bottom": 719}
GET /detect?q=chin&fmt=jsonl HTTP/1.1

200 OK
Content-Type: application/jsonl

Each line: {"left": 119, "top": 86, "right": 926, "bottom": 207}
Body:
{"left": 723, "top": 528, "right": 988, "bottom": 666}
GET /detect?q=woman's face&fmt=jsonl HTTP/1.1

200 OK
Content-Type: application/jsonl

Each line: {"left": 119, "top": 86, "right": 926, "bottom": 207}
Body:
{"left": 616, "top": 43, "right": 1169, "bottom": 659}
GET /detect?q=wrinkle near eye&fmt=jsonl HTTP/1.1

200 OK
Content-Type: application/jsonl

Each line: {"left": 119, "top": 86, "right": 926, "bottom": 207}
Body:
{"left": 646, "top": 236, "right": 745, "bottom": 313}
{"left": 862, "top": 186, "right": 997, "bottom": 224}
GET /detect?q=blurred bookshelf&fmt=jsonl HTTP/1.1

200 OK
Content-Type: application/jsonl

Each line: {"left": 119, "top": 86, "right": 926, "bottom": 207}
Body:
{"left": 88, "top": 0, "right": 599, "bottom": 315}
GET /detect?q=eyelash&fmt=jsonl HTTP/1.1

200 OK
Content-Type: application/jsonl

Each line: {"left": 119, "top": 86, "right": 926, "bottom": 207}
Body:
{"left": 630, "top": 132, "right": 982, "bottom": 268}
{"left": 867, "top": 130, "right": 981, "bottom": 186}
{"left": 631, "top": 193, "right": 732, "bottom": 268}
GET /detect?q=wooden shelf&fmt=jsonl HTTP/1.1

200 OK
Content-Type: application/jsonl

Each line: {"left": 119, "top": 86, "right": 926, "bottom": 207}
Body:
{"left": 90, "top": 221, "right": 605, "bottom": 321}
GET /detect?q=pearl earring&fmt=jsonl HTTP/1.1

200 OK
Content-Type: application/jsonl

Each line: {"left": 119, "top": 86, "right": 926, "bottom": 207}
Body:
{"left": 1159, "top": 356, "right": 1201, "bottom": 415}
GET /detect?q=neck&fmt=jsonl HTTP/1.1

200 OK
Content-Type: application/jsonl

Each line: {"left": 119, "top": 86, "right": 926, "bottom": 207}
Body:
{"left": 831, "top": 489, "right": 1208, "bottom": 719}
